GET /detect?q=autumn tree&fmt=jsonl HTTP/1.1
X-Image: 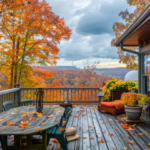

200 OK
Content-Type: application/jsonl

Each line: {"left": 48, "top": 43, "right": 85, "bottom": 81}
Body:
{"left": 0, "top": 0, "right": 71, "bottom": 88}
{"left": 111, "top": 0, "right": 150, "bottom": 70}
{"left": 73, "top": 60, "right": 100, "bottom": 87}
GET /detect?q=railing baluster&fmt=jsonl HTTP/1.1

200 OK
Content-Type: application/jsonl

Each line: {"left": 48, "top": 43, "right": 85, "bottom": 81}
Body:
{"left": 91, "top": 89, "right": 93, "bottom": 101}
{"left": 0, "top": 95, "right": 2, "bottom": 112}
{"left": 50, "top": 89, "right": 51, "bottom": 102}
{"left": 78, "top": 89, "right": 79, "bottom": 101}
{"left": 46, "top": 89, "right": 47, "bottom": 102}
{"left": 57, "top": 89, "right": 58, "bottom": 102}
{"left": 95, "top": 89, "right": 96, "bottom": 102}
{"left": 53, "top": 90, "right": 54, "bottom": 101}
{"left": 60, "top": 89, "right": 61, "bottom": 102}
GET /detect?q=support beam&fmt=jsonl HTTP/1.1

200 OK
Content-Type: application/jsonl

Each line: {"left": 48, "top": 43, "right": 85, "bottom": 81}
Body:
{"left": 120, "top": 43, "right": 141, "bottom": 93}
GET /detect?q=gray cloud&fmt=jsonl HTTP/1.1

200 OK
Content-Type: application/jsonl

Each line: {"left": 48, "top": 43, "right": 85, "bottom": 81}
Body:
{"left": 47, "top": 0, "right": 135, "bottom": 63}
{"left": 76, "top": 0, "right": 135, "bottom": 36}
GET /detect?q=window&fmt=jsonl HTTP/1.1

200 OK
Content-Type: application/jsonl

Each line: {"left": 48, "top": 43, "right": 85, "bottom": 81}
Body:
{"left": 144, "top": 52, "right": 150, "bottom": 75}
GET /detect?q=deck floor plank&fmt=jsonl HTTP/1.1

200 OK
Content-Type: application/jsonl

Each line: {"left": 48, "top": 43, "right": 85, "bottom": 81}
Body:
{"left": 87, "top": 107, "right": 99, "bottom": 150}
{"left": 108, "top": 114, "right": 141, "bottom": 150}
{"left": 74, "top": 106, "right": 81, "bottom": 150}
{"left": 91, "top": 109, "right": 115, "bottom": 150}
{"left": 79, "top": 105, "right": 83, "bottom": 150}
{"left": 67, "top": 105, "right": 77, "bottom": 150}
{"left": 97, "top": 110, "right": 124, "bottom": 150}
{"left": 90, "top": 106, "right": 108, "bottom": 150}
{"left": 82, "top": 105, "right": 90, "bottom": 150}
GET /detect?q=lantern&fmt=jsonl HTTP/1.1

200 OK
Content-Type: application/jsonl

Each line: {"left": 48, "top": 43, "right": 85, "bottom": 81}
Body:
{"left": 35, "top": 88, "right": 44, "bottom": 113}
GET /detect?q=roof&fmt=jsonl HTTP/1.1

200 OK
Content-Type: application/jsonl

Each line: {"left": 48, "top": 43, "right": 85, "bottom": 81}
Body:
{"left": 114, "top": 4, "right": 150, "bottom": 47}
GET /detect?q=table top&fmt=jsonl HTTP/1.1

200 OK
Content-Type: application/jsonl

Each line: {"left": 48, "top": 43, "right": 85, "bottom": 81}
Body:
{"left": 0, "top": 105, "right": 65, "bottom": 135}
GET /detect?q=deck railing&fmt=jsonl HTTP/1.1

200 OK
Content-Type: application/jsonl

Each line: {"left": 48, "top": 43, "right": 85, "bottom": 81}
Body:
{"left": 0, "top": 85, "right": 21, "bottom": 112}
{"left": 21, "top": 87, "right": 100, "bottom": 103}
{"left": 0, "top": 85, "right": 100, "bottom": 112}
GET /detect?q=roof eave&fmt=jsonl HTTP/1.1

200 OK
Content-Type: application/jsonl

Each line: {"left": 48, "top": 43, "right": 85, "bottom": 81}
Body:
{"left": 114, "top": 4, "right": 150, "bottom": 46}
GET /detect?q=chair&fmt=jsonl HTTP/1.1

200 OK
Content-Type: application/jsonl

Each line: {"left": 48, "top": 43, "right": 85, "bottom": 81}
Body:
{"left": 59, "top": 107, "right": 72, "bottom": 126}
{"left": 98, "top": 90, "right": 125, "bottom": 116}
{"left": 20, "top": 100, "right": 36, "bottom": 106}
{"left": 47, "top": 110, "right": 72, "bottom": 150}
{"left": 64, "top": 107, "right": 72, "bottom": 116}
{"left": 3, "top": 101, "right": 14, "bottom": 111}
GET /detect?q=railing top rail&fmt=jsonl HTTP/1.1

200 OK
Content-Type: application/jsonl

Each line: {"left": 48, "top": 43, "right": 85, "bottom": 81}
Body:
{"left": 21, "top": 87, "right": 100, "bottom": 90}
{"left": 0, "top": 88, "right": 20, "bottom": 95}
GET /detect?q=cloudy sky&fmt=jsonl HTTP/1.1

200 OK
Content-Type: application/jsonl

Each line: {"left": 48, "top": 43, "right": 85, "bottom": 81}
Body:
{"left": 47, "top": 0, "right": 135, "bottom": 68}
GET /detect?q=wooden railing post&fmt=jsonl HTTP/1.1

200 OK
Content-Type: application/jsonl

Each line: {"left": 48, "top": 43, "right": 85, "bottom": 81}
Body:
{"left": 67, "top": 88, "right": 69, "bottom": 102}
{"left": 17, "top": 84, "right": 21, "bottom": 105}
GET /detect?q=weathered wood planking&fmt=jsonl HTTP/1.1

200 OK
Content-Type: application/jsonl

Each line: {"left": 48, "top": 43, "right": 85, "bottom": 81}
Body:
{"left": 116, "top": 115, "right": 146, "bottom": 150}
{"left": 90, "top": 106, "right": 108, "bottom": 150}
{"left": 74, "top": 106, "right": 80, "bottom": 150}
{"left": 2, "top": 105, "right": 150, "bottom": 150}
{"left": 91, "top": 107, "right": 115, "bottom": 150}
{"left": 97, "top": 110, "right": 124, "bottom": 150}
{"left": 0, "top": 105, "right": 65, "bottom": 135}
{"left": 82, "top": 106, "right": 90, "bottom": 150}
{"left": 87, "top": 107, "right": 99, "bottom": 150}
{"left": 67, "top": 106, "right": 77, "bottom": 150}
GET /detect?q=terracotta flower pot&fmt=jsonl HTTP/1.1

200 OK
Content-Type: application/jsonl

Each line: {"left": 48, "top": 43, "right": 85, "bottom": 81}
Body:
{"left": 124, "top": 105, "right": 143, "bottom": 120}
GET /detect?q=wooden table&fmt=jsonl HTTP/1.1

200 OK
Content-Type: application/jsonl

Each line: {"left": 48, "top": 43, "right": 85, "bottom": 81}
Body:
{"left": 0, "top": 105, "right": 65, "bottom": 150}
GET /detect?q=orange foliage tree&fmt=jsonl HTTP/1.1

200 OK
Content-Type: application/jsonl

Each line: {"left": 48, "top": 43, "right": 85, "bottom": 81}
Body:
{"left": 111, "top": 0, "right": 150, "bottom": 70}
{"left": 0, "top": 0, "right": 71, "bottom": 88}
{"left": 74, "top": 60, "right": 100, "bottom": 87}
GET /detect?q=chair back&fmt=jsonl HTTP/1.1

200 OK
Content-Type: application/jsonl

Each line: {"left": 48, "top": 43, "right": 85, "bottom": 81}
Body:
{"left": 65, "top": 107, "right": 72, "bottom": 116}
{"left": 66, "top": 110, "right": 71, "bottom": 124}
{"left": 3, "top": 101, "right": 14, "bottom": 111}
{"left": 21, "top": 100, "right": 36, "bottom": 106}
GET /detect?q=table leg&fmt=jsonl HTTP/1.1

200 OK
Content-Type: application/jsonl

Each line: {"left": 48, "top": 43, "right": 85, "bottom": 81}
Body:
{"left": 2, "top": 135, "right": 7, "bottom": 150}
{"left": 42, "top": 130, "right": 47, "bottom": 150}
{"left": 27, "top": 135, "right": 31, "bottom": 146}
{"left": 14, "top": 135, "right": 21, "bottom": 150}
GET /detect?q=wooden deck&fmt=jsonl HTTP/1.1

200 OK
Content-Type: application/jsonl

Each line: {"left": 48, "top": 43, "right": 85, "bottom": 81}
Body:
{"left": 1, "top": 105, "right": 150, "bottom": 150}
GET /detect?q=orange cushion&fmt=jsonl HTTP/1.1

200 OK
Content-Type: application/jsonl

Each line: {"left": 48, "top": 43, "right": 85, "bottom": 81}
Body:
{"left": 100, "top": 102, "right": 115, "bottom": 108}
{"left": 110, "top": 100, "right": 125, "bottom": 109}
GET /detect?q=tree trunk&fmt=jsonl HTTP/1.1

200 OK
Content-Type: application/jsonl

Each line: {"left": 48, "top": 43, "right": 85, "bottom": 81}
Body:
{"left": 14, "top": 36, "right": 20, "bottom": 87}
{"left": 10, "top": 66, "right": 14, "bottom": 88}
{"left": 10, "top": 39, "right": 15, "bottom": 88}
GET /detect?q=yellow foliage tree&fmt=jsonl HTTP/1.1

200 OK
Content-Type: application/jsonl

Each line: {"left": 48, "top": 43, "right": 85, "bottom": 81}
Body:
{"left": 111, "top": 0, "right": 150, "bottom": 70}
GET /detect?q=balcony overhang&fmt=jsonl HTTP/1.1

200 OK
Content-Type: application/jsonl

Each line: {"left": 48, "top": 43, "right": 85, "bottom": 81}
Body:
{"left": 114, "top": 4, "right": 150, "bottom": 47}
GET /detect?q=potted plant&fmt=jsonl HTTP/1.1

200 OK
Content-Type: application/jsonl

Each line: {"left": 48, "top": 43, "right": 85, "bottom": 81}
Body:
{"left": 121, "top": 92, "right": 147, "bottom": 120}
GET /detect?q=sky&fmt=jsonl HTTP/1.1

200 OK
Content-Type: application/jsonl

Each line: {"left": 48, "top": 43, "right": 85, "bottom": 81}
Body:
{"left": 47, "top": 0, "right": 135, "bottom": 68}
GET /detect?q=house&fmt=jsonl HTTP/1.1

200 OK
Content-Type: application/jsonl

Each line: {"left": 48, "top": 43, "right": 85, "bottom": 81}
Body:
{"left": 114, "top": 4, "right": 150, "bottom": 96}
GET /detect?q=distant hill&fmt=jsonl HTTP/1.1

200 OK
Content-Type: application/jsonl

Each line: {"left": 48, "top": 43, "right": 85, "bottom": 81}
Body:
{"left": 94, "top": 67, "right": 129, "bottom": 78}
{"left": 38, "top": 66, "right": 79, "bottom": 70}
{"left": 35, "top": 66, "right": 130, "bottom": 79}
